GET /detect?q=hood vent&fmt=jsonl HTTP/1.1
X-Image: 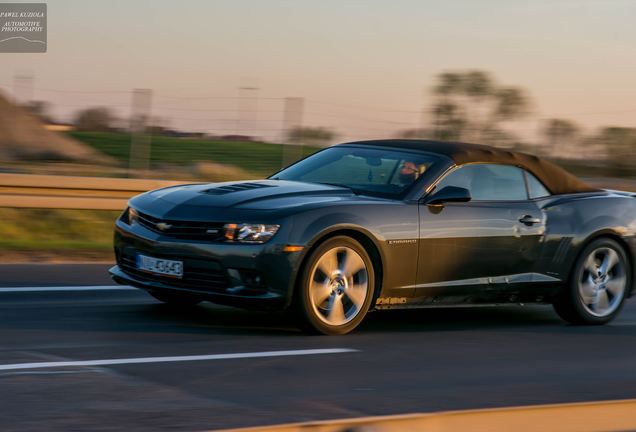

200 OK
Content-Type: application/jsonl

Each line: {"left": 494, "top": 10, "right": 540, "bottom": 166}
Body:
{"left": 203, "top": 182, "right": 274, "bottom": 195}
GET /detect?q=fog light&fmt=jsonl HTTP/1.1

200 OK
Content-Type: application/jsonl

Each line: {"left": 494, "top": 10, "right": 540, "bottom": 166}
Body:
{"left": 228, "top": 268, "right": 264, "bottom": 289}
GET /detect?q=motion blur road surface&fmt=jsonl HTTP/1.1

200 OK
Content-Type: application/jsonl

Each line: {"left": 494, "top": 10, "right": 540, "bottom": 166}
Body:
{"left": 1, "top": 264, "right": 636, "bottom": 431}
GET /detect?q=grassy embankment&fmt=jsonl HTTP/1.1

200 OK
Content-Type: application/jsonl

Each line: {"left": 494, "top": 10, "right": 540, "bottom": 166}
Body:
{"left": 0, "top": 208, "right": 119, "bottom": 261}
{"left": 1, "top": 134, "right": 319, "bottom": 260}
{"left": 68, "top": 132, "right": 319, "bottom": 178}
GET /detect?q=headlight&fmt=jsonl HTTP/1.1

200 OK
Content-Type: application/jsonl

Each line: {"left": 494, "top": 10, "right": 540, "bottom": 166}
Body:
{"left": 128, "top": 207, "right": 139, "bottom": 225}
{"left": 223, "top": 223, "right": 280, "bottom": 243}
{"left": 120, "top": 207, "right": 139, "bottom": 225}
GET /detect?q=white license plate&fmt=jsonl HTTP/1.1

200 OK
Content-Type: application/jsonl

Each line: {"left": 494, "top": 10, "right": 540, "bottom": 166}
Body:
{"left": 136, "top": 254, "right": 183, "bottom": 278}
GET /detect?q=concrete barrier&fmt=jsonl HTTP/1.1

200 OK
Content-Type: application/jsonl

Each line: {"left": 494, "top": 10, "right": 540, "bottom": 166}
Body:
{"left": 220, "top": 399, "right": 636, "bottom": 432}
{"left": 0, "top": 173, "right": 187, "bottom": 210}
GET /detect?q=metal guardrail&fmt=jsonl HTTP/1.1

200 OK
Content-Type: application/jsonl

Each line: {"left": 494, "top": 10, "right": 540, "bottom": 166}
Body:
{"left": 0, "top": 173, "right": 186, "bottom": 210}
{"left": 0, "top": 174, "right": 634, "bottom": 211}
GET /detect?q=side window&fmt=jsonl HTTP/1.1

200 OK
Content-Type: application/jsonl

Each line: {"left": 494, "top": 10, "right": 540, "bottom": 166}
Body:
{"left": 525, "top": 171, "right": 551, "bottom": 198}
{"left": 434, "top": 164, "right": 528, "bottom": 201}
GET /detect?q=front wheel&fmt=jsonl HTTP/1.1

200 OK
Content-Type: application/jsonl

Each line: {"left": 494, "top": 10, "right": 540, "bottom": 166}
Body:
{"left": 296, "top": 236, "right": 375, "bottom": 335}
{"left": 553, "top": 238, "right": 630, "bottom": 325}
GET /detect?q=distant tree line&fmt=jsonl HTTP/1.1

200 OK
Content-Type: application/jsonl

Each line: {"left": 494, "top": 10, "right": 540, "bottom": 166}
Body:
{"left": 286, "top": 126, "right": 336, "bottom": 147}
{"left": 396, "top": 69, "right": 636, "bottom": 173}
{"left": 21, "top": 70, "right": 636, "bottom": 173}
{"left": 74, "top": 107, "right": 114, "bottom": 132}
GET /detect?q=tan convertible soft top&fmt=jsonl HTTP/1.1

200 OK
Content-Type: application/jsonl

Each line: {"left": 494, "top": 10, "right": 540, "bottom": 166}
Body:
{"left": 347, "top": 139, "right": 600, "bottom": 195}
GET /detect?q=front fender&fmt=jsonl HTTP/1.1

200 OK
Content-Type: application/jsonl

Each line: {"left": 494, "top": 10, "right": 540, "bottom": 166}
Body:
{"left": 285, "top": 203, "right": 419, "bottom": 299}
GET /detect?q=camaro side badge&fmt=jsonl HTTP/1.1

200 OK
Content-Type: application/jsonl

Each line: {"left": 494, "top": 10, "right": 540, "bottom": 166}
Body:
{"left": 388, "top": 239, "right": 417, "bottom": 245}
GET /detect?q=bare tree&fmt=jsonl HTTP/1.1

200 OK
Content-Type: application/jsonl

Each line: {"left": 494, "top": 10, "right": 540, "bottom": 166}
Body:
{"left": 395, "top": 128, "right": 431, "bottom": 139}
{"left": 594, "top": 127, "right": 636, "bottom": 173}
{"left": 431, "top": 70, "right": 529, "bottom": 144}
{"left": 542, "top": 119, "right": 580, "bottom": 158}
{"left": 432, "top": 101, "right": 465, "bottom": 141}
{"left": 287, "top": 126, "right": 336, "bottom": 147}
{"left": 74, "top": 107, "right": 114, "bottom": 132}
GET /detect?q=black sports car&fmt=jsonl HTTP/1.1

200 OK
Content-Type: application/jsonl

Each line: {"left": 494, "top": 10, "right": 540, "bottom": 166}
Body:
{"left": 110, "top": 140, "right": 636, "bottom": 334}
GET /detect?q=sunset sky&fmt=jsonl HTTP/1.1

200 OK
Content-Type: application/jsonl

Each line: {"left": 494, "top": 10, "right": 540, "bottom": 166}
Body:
{"left": 1, "top": 0, "right": 635, "bottom": 144}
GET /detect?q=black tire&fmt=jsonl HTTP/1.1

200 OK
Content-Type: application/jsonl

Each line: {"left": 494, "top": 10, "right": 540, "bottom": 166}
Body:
{"left": 296, "top": 236, "right": 375, "bottom": 335}
{"left": 553, "top": 237, "right": 630, "bottom": 325}
{"left": 148, "top": 290, "right": 202, "bottom": 306}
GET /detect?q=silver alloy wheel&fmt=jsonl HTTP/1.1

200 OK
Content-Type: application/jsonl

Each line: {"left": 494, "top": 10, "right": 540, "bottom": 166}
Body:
{"left": 308, "top": 246, "right": 369, "bottom": 326}
{"left": 578, "top": 246, "right": 627, "bottom": 317}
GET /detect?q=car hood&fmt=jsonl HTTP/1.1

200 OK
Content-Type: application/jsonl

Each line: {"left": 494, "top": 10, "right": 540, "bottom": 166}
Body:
{"left": 130, "top": 180, "right": 361, "bottom": 219}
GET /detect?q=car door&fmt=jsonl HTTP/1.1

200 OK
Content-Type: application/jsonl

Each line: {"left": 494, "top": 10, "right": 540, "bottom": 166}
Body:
{"left": 415, "top": 164, "right": 545, "bottom": 300}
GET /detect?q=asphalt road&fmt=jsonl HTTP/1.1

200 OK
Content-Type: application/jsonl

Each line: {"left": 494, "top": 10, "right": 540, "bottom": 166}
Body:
{"left": 1, "top": 264, "right": 636, "bottom": 431}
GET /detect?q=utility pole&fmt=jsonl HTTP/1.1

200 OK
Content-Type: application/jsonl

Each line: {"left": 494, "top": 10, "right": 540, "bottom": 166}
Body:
{"left": 128, "top": 88, "right": 153, "bottom": 177}
{"left": 419, "top": 87, "right": 428, "bottom": 138}
{"left": 236, "top": 86, "right": 259, "bottom": 138}
{"left": 281, "top": 97, "right": 304, "bottom": 168}
{"left": 12, "top": 72, "right": 34, "bottom": 106}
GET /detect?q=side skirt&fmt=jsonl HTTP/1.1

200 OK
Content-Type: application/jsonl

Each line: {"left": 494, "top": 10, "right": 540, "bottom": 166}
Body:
{"left": 375, "top": 282, "right": 562, "bottom": 310}
{"left": 374, "top": 302, "right": 547, "bottom": 310}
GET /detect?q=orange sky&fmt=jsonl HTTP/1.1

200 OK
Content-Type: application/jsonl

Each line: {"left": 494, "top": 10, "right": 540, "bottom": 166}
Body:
{"left": 1, "top": 0, "right": 635, "bottom": 144}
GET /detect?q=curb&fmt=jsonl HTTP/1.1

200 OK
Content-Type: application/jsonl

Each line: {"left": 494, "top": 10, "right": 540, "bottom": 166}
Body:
{"left": 219, "top": 398, "right": 636, "bottom": 432}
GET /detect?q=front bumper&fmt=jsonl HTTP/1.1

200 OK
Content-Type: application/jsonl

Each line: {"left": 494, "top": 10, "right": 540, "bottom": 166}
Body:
{"left": 110, "top": 220, "right": 301, "bottom": 310}
{"left": 109, "top": 265, "right": 286, "bottom": 309}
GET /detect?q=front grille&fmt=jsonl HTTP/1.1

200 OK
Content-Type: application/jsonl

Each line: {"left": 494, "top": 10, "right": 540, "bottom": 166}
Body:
{"left": 118, "top": 251, "right": 229, "bottom": 293}
{"left": 136, "top": 211, "right": 225, "bottom": 241}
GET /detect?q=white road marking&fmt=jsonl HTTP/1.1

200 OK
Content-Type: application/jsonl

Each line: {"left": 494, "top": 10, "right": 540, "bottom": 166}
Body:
{"left": 1, "top": 370, "right": 99, "bottom": 376}
{"left": 610, "top": 321, "right": 636, "bottom": 326}
{"left": 0, "top": 285, "right": 136, "bottom": 293}
{"left": 0, "top": 348, "right": 359, "bottom": 371}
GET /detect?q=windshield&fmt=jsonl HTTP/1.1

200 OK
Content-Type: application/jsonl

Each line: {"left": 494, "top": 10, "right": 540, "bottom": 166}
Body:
{"left": 271, "top": 146, "right": 440, "bottom": 198}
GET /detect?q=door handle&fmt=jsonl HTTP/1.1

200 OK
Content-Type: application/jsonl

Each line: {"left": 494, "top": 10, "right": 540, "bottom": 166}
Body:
{"left": 519, "top": 215, "right": 541, "bottom": 225}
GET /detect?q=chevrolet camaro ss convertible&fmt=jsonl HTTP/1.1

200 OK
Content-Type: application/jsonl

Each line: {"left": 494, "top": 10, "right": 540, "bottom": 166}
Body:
{"left": 110, "top": 140, "right": 636, "bottom": 334}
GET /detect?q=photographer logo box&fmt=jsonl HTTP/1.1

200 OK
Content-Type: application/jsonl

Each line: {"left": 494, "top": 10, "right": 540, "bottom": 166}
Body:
{"left": 0, "top": 3, "right": 46, "bottom": 53}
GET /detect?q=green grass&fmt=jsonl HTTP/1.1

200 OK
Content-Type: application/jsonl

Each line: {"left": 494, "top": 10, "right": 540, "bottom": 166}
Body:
{"left": 69, "top": 132, "right": 320, "bottom": 177}
{"left": 1, "top": 135, "right": 320, "bottom": 257}
{"left": 0, "top": 208, "right": 119, "bottom": 251}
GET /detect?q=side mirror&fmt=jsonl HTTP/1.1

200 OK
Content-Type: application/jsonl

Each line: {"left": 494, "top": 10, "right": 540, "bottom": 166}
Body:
{"left": 424, "top": 186, "right": 471, "bottom": 205}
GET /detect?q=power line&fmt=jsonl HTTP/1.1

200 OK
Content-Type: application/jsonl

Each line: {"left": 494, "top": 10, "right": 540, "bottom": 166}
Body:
{"left": 0, "top": 84, "right": 130, "bottom": 94}
{"left": 156, "top": 94, "right": 284, "bottom": 101}
{"left": 3, "top": 81, "right": 635, "bottom": 118}
{"left": 306, "top": 111, "right": 414, "bottom": 125}
{"left": 307, "top": 99, "right": 421, "bottom": 114}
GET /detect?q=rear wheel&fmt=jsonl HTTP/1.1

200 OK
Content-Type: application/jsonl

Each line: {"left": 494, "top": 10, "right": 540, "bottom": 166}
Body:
{"left": 553, "top": 238, "right": 630, "bottom": 325}
{"left": 297, "top": 236, "right": 375, "bottom": 335}
{"left": 149, "top": 290, "right": 202, "bottom": 306}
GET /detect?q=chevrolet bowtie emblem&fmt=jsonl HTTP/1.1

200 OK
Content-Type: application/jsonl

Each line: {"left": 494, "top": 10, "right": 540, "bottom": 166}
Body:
{"left": 156, "top": 222, "right": 172, "bottom": 231}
